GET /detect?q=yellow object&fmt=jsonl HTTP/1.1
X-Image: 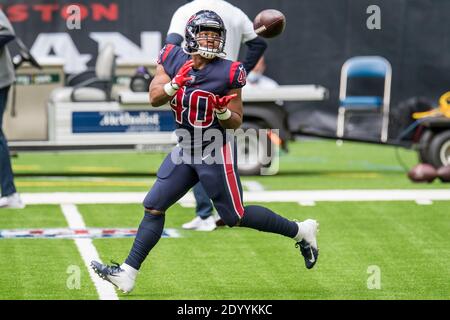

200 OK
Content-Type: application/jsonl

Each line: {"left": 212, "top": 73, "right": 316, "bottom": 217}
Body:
{"left": 413, "top": 91, "right": 450, "bottom": 119}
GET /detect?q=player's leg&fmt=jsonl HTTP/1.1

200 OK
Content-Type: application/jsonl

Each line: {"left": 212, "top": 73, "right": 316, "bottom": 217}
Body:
{"left": 91, "top": 148, "right": 198, "bottom": 292}
{"left": 199, "top": 140, "right": 319, "bottom": 269}
{"left": 126, "top": 148, "right": 199, "bottom": 269}
{"left": 0, "top": 86, "right": 24, "bottom": 209}
{"left": 198, "top": 140, "right": 297, "bottom": 232}
{"left": 181, "top": 182, "right": 216, "bottom": 231}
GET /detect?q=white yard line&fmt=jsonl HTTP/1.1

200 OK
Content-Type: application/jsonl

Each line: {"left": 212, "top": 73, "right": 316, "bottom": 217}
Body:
{"left": 179, "top": 202, "right": 196, "bottom": 208}
{"left": 60, "top": 204, "right": 119, "bottom": 300}
{"left": 298, "top": 200, "right": 316, "bottom": 206}
{"left": 241, "top": 181, "right": 265, "bottom": 191}
{"left": 21, "top": 190, "right": 450, "bottom": 205}
{"left": 415, "top": 199, "right": 433, "bottom": 205}
{"left": 179, "top": 180, "right": 264, "bottom": 207}
{"left": 26, "top": 193, "right": 146, "bottom": 204}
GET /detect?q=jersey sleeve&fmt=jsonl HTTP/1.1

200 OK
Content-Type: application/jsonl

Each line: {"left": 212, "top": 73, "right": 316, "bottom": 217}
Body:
{"left": 157, "top": 44, "right": 178, "bottom": 78}
{"left": 229, "top": 62, "right": 247, "bottom": 89}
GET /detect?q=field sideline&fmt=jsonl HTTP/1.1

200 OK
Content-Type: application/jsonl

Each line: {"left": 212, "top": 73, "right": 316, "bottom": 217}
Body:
{"left": 1, "top": 139, "right": 449, "bottom": 300}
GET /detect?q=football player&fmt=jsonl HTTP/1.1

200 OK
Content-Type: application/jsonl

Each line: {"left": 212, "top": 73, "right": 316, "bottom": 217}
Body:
{"left": 166, "top": 0, "right": 268, "bottom": 231}
{"left": 91, "top": 10, "right": 319, "bottom": 293}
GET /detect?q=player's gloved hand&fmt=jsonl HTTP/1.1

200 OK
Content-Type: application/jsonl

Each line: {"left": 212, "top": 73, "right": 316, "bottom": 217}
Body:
{"left": 212, "top": 93, "right": 237, "bottom": 120}
{"left": 164, "top": 60, "right": 194, "bottom": 96}
{"left": 172, "top": 60, "right": 194, "bottom": 89}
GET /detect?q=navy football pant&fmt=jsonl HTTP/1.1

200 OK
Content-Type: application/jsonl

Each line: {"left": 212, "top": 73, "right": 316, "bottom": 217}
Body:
{"left": 125, "top": 142, "right": 299, "bottom": 270}
{"left": 143, "top": 141, "right": 245, "bottom": 227}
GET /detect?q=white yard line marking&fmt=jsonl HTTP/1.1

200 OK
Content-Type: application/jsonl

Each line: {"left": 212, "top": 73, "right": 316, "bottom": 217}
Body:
{"left": 179, "top": 202, "right": 196, "bottom": 208}
{"left": 61, "top": 204, "right": 85, "bottom": 228}
{"left": 25, "top": 193, "right": 147, "bottom": 205}
{"left": 60, "top": 204, "right": 119, "bottom": 300}
{"left": 298, "top": 201, "right": 316, "bottom": 206}
{"left": 21, "top": 190, "right": 450, "bottom": 205}
{"left": 415, "top": 199, "right": 433, "bottom": 205}
{"left": 241, "top": 181, "right": 265, "bottom": 191}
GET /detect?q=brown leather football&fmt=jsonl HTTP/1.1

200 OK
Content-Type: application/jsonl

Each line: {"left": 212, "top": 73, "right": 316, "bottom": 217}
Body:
{"left": 407, "top": 163, "right": 437, "bottom": 183}
{"left": 437, "top": 165, "right": 450, "bottom": 182}
{"left": 253, "top": 9, "right": 286, "bottom": 38}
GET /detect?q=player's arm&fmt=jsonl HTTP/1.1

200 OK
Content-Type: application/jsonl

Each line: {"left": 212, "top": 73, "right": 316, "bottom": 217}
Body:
{"left": 213, "top": 88, "right": 243, "bottom": 130}
{"left": 149, "top": 60, "right": 193, "bottom": 107}
{"left": 243, "top": 37, "right": 267, "bottom": 73}
{"left": 149, "top": 65, "right": 172, "bottom": 107}
{"left": 165, "top": 33, "right": 183, "bottom": 46}
{"left": 0, "top": 11, "right": 16, "bottom": 48}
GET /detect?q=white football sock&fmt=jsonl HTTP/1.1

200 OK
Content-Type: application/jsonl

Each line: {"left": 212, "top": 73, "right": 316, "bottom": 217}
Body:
{"left": 293, "top": 221, "right": 304, "bottom": 242}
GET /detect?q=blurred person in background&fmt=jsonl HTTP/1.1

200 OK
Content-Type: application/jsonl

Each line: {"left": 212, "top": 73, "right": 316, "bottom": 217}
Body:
{"left": 247, "top": 56, "right": 279, "bottom": 88}
{"left": 0, "top": 10, "right": 24, "bottom": 209}
{"left": 165, "top": 0, "right": 267, "bottom": 231}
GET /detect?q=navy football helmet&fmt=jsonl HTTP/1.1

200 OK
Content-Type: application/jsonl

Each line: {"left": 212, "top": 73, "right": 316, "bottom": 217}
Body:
{"left": 184, "top": 10, "right": 227, "bottom": 59}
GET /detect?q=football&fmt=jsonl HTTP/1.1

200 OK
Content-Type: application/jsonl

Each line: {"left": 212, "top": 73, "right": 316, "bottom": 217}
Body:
{"left": 407, "top": 163, "right": 437, "bottom": 183}
{"left": 437, "top": 165, "right": 450, "bottom": 182}
{"left": 253, "top": 9, "right": 286, "bottom": 38}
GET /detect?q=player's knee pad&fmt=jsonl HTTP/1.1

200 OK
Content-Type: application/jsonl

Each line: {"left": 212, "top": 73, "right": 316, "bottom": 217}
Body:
{"left": 143, "top": 186, "right": 166, "bottom": 212}
{"left": 144, "top": 207, "right": 164, "bottom": 215}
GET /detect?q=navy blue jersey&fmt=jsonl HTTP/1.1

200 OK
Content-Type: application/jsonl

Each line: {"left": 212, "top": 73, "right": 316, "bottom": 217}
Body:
{"left": 157, "top": 44, "right": 246, "bottom": 149}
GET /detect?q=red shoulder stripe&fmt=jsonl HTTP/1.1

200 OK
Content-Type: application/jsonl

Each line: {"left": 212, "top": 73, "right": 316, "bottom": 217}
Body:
{"left": 229, "top": 62, "right": 240, "bottom": 85}
{"left": 162, "top": 44, "right": 175, "bottom": 63}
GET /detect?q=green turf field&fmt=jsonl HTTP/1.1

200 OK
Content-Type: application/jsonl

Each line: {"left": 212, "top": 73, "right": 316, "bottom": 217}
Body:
{"left": 1, "top": 139, "right": 449, "bottom": 299}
